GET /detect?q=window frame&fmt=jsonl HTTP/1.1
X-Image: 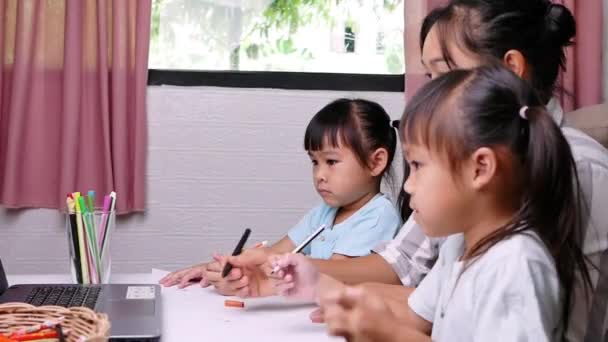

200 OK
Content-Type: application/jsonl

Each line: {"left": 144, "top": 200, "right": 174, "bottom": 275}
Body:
{"left": 147, "top": 69, "right": 405, "bottom": 92}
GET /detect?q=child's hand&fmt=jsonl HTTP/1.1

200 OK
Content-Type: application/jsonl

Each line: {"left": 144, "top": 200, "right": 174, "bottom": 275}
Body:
{"left": 320, "top": 286, "right": 427, "bottom": 342}
{"left": 309, "top": 307, "right": 324, "bottom": 323}
{"left": 321, "top": 286, "right": 397, "bottom": 342}
{"left": 204, "top": 253, "right": 245, "bottom": 296}
{"left": 208, "top": 249, "right": 275, "bottom": 297}
{"left": 271, "top": 253, "right": 320, "bottom": 301}
{"left": 159, "top": 262, "right": 211, "bottom": 288}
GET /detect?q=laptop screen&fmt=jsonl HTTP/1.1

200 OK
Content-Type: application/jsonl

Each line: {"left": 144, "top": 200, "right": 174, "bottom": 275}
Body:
{"left": 0, "top": 258, "right": 8, "bottom": 296}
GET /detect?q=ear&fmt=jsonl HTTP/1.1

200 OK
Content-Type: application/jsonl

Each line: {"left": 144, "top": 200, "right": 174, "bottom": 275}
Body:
{"left": 502, "top": 50, "right": 528, "bottom": 79}
{"left": 465, "top": 147, "right": 497, "bottom": 191}
{"left": 368, "top": 148, "right": 389, "bottom": 177}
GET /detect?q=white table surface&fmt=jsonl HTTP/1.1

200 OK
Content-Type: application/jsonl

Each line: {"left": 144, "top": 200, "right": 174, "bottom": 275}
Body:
{"left": 7, "top": 270, "right": 342, "bottom": 342}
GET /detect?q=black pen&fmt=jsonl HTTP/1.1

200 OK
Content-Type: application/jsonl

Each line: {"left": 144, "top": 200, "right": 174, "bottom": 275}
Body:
{"left": 221, "top": 228, "right": 252, "bottom": 278}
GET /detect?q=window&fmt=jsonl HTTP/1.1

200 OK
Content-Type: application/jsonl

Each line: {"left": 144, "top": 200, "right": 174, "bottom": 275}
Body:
{"left": 149, "top": 0, "right": 404, "bottom": 76}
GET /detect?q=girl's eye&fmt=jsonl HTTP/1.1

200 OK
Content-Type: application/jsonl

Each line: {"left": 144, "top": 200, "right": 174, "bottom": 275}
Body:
{"left": 410, "top": 161, "right": 421, "bottom": 170}
{"left": 311, "top": 159, "right": 318, "bottom": 166}
{"left": 327, "top": 159, "right": 338, "bottom": 166}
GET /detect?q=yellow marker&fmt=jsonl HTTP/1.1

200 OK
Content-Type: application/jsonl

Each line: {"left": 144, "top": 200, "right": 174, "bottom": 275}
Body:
{"left": 73, "top": 192, "right": 90, "bottom": 284}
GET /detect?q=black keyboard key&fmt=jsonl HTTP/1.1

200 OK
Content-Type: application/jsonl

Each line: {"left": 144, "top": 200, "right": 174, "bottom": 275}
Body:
{"left": 56, "top": 287, "right": 77, "bottom": 307}
{"left": 42, "top": 287, "right": 65, "bottom": 306}
{"left": 29, "top": 287, "right": 52, "bottom": 306}
{"left": 68, "top": 287, "right": 90, "bottom": 307}
{"left": 83, "top": 287, "right": 101, "bottom": 309}
{"left": 25, "top": 286, "right": 101, "bottom": 309}
{"left": 24, "top": 287, "right": 40, "bottom": 303}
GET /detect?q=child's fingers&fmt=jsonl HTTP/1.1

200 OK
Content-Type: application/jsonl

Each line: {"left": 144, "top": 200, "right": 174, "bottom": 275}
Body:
{"left": 227, "top": 275, "right": 250, "bottom": 292}
{"left": 175, "top": 268, "right": 201, "bottom": 289}
{"left": 181, "top": 267, "right": 207, "bottom": 287}
{"left": 267, "top": 254, "right": 296, "bottom": 277}
{"left": 272, "top": 277, "right": 293, "bottom": 288}
{"left": 273, "top": 274, "right": 296, "bottom": 296}
{"left": 226, "top": 252, "right": 266, "bottom": 268}
{"left": 275, "top": 253, "right": 298, "bottom": 268}
{"left": 274, "top": 281, "right": 295, "bottom": 296}
{"left": 269, "top": 268, "right": 286, "bottom": 279}
{"left": 336, "top": 287, "right": 365, "bottom": 310}
{"left": 319, "top": 288, "right": 343, "bottom": 308}
{"left": 159, "top": 275, "right": 177, "bottom": 287}
{"left": 159, "top": 270, "right": 184, "bottom": 286}
{"left": 260, "top": 261, "right": 276, "bottom": 277}
{"left": 323, "top": 304, "right": 352, "bottom": 338}
{"left": 309, "top": 307, "right": 324, "bottom": 323}
{"left": 158, "top": 273, "right": 173, "bottom": 285}
{"left": 227, "top": 267, "right": 244, "bottom": 280}
{"left": 267, "top": 271, "right": 284, "bottom": 280}
{"left": 206, "top": 260, "right": 222, "bottom": 272}
{"left": 213, "top": 275, "right": 249, "bottom": 297}
{"left": 205, "top": 270, "right": 223, "bottom": 284}
{"left": 265, "top": 263, "right": 283, "bottom": 278}
{"left": 177, "top": 282, "right": 194, "bottom": 289}
{"left": 268, "top": 255, "right": 282, "bottom": 268}
{"left": 272, "top": 270, "right": 290, "bottom": 283}
{"left": 207, "top": 264, "right": 240, "bottom": 283}
{"left": 213, "top": 253, "right": 227, "bottom": 266}
{"left": 199, "top": 276, "right": 211, "bottom": 288}
{"left": 235, "top": 286, "right": 250, "bottom": 298}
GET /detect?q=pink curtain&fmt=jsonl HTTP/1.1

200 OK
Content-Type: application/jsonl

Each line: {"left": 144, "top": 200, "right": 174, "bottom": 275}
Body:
{"left": 558, "top": 0, "right": 604, "bottom": 111}
{"left": 404, "top": 0, "right": 605, "bottom": 110}
{"left": 0, "top": 0, "right": 151, "bottom": 214}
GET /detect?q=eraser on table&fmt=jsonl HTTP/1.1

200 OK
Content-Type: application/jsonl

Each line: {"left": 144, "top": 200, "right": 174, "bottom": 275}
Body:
{"left": 224, "top": 300, "right": 244, "bottom": 308}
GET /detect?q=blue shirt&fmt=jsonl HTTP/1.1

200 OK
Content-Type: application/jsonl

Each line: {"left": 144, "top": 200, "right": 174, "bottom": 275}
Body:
{"left": 287, "top": 193, "right": 401, "bottom": 259}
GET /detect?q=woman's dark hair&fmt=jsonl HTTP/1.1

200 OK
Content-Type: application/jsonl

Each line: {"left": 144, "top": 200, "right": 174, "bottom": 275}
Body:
{"left": 396, "top": 0, "right": 578, "bottom": 222}
{"left": 400, "top": 64, "right": 591, "bottom": 333}
{"left": 304, "top": 98, "right": 398, "bottom": 185}
{"left": 421, "top": 0, "right": 575, "bottom": 105}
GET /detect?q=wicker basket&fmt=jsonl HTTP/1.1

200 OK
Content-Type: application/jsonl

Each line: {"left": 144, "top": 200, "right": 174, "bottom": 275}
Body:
{"left": 0, "top": 303, "right": 110, "bottom": 342}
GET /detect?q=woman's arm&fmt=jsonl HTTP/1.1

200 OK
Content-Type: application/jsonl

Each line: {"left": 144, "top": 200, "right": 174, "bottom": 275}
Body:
{"left": 312, "top": 253, "right": 402, "bottom": 285}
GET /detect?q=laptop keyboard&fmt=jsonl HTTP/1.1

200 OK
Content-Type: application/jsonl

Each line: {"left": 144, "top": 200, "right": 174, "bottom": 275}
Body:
{"left": 24, "top": 286, "right": 101, "bottom": 309}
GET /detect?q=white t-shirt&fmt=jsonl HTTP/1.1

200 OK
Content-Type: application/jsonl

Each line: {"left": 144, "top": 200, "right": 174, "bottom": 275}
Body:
{"left": 408, "top": 232, "right": 563, "bottom": 342}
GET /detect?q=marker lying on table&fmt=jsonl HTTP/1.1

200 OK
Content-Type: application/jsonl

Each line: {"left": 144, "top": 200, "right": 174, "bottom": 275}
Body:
{"left": 221, "top": 228, "right": 252, "bottom": 278}
{"left": 271, "top": 224, "right": 326, "bottom": 274}
{"left": 224, "top": 299, "right": 245, "bottom": 308}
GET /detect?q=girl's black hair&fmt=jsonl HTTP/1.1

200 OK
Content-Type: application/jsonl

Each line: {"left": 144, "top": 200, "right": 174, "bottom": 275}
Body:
{"left": 401, "top": 64, "right": 592, "bottom": 334}
{"left": 421, "top": 0, "right": 575, "bottom": 105}
{"left": 304, "top": 98, "right": 398, "bottom": 186}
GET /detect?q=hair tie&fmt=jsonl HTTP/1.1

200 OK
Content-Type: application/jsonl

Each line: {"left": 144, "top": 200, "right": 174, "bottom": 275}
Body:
{"left": 519, "top": 106, "right": 529, "bottom": 120}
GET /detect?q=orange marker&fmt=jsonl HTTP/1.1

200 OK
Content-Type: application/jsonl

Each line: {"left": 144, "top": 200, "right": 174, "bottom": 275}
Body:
{"left": 224, "top": 300, "right": 245, "bottom": 308}
{"left": 10, "top": 329, "right": 58, "bottom": 341}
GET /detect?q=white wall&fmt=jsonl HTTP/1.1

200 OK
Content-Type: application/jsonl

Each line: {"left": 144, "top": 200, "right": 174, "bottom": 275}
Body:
{"left": 0, "top": 86, "right": 405, "bottom": 274}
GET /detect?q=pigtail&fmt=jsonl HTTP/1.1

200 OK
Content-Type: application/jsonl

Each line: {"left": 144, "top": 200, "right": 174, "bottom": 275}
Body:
{"left": 522, "top": 105, "right": 592, "bottom": 331}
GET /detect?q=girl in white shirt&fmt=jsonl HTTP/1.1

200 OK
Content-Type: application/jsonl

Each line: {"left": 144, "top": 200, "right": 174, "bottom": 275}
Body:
{"left": 269, "top": 64, "right": 593, "bottom": 341}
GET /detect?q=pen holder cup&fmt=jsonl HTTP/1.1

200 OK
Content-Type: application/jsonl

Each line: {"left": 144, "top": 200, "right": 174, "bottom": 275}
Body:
{"left": 66, "top": 211, "right": 115, "bottom": 285}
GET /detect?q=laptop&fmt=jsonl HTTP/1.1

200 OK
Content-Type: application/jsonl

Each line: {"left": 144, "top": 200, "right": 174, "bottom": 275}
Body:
{"left": 0, "top": 257, "right": 162, "bottom": 342}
